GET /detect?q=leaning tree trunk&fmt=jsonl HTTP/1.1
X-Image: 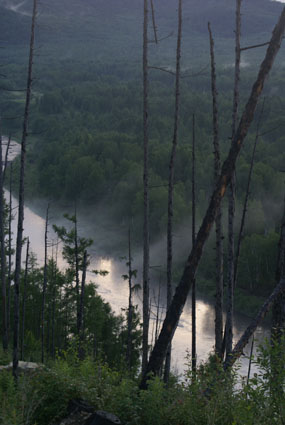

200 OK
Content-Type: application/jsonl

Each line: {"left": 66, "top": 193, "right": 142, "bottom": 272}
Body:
{"left": 142, "top": 0, "right": 150, "bottom": 376}
{"left": 140, "top": 8, "right": 285, "bottom": 388}
{"left": 13, "top": 0, "right": 37, "bottom": 380}
{"left": 226, "top": 0, "right": 242, "bottom": 358}
{"left": 0, "top": 130, "right": 8, "bottom": 352}
{"left": 164, "top": 0, "right": 182, "bottom": 384}
{"left": 21, "top": 238, "right": 29, "bottom": 361}
{"left": 41, "top": 204, "right": 49, "bottom": 363}
{"left": 7, "top": 164, "right": 13, "bottom": 342}
{"left": 224, "top": 278, "right": 285, "bottom": 370}
{"left": 208, "top": 23, "right": 224, "bottom": 358}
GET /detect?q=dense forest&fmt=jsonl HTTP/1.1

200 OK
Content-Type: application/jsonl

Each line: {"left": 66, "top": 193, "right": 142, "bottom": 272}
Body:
{"left": 0, "top": 0, "right": 284, "bottom": 424}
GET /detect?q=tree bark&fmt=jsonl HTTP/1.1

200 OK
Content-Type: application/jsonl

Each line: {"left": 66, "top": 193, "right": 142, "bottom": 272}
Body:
{"left": 234, "top": 99, "right": 264, "bottom": 287}
{"left": 226, "top": 0, "right": 242, "bottom": 358}
{"left": 126, "top": 227, "right": 133, "bottom": 370}
{"left": 224, "top": 278, "right": 285, "bottom": 370}
{"left": 208, "top": 23, "right": 224, "bottom": 358}
{"left": 3, "top": 134, "right": 11, "bottom": 185}
{"left": 271, "top": 197, "right": 285, "bottom": 342}
{"left": 78, "top": 250, "right": 87, "bottom": 360}
{"left": 21, "top": 238, "right": 29, "bottom": 361}
{"left": 142, "top": 0, "right": 150, "bottom": 376}
{"left": 0, "top": 130, "right": 8, "bottom": 352}
{"left": 41, "top": 204, "right": 49, "bottom": 363}
{"left": 150, "top": 0, "right": 158, "bottom": 44}
{"left": 191, "top": 113, "right": 197, "bottom": 372}
{"left": 13, "top": 0, "right": 37, "bottom": 380}
{"left": 164, "top": 0, "right": 182, "bottom": 384}
{"left": 7, "top": 164, "right": 13, "bottom": 342}
{"left": 140, "top": 8, "right": 285, "bottom": 388}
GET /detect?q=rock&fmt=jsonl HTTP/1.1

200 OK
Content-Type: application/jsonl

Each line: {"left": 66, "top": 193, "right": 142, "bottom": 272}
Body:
{"left": 85, "top": 411, "right": 122, "bottom": 425}
{"left": 58, "top": 400, "right": 121, "bottom": 425}
{"left": 0, "top": 361, "right": 41, "bottom": 373}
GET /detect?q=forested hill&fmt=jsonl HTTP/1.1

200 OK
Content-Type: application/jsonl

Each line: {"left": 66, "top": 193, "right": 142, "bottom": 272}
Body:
{"left": 0, "top": 0, "right": 284, "bottom": 63}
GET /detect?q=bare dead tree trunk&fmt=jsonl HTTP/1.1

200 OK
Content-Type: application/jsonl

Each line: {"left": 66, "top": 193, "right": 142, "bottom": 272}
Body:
{"left": 225, "top": 0, "right": 242, "bottom": 358}
{"left": 140, "top": 9, "right": 285, "bottom": 388}
{"left": 78, "top": 250, "right": 87, "bottom": 360}
{"left": 208, "top": 23, "right": 224, "bottom": 358}
{"left": 74, "top": 208, "right": 81, "bottom": 334}
{"left": 224, "top": 278, "right": 285, "bottom": 370}
{"left": 3, "top": 134, "right": 11, "bottom": 185}
{"left": 155, "top": 276, "right": 162, "bottom": 343}
{"left": 41, "top": 204, "right": 49, "bottom": 364}
{"left": 21, "top": 238, "right": 29, "bottom": 361}
{"left": 191, "top": 113, "right": 197, "bottom": 373}
{"left": 51, "top": 241, "right": 59, "bottom": 359}
{"left": 142, "top": 0, "right": 150, "bottom": 376}
{"left": 246, "top": 335, "right": 254, "bottom": 386}
{"left": 164, "top": 0, "right": 182, "bottom": 384}
{"left": 13, "top": 0, "right": 37, "bottom": 380}
{"left": 126, "top": 227, "right": 133, "bottom": 370}
{"left": 271, "top": 196, "right": 285, "bottom": 342}
{"left": 234, "top": 98, "right": 265, "bottom": 287}
{"left": 150, "top": 0, "right": 158, "bottom": 44}
{"left": 7, "top": 164, "right": 13, "bottom": 342}
{"left": 0, "top": 130, "right": 8, "bottom": 352}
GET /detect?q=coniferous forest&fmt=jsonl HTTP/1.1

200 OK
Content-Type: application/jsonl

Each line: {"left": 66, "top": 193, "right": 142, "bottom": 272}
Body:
{"left": 0, "top": 0, "right": 284, "bottom": 424}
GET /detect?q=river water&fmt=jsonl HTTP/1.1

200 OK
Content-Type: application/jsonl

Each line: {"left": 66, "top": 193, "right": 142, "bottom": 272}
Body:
{"left": 5, "top": 138, "right": 269, "bottom": 379}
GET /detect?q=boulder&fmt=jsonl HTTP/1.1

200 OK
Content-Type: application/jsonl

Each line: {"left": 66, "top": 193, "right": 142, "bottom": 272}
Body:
{"left": 58, "top": 400, "right": 121, "bottom": 425}
{"left": 0, "top": 361, "right": 41, "bottom": 373}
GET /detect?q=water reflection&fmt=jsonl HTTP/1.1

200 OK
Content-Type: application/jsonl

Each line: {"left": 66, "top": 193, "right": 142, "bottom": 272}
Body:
{"left": 6, "top": 139, "right": 269, "bottom": 378}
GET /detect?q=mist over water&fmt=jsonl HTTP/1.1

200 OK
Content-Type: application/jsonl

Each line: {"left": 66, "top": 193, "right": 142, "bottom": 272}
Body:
{"left": 5, "top": 139, "right": 269, "bottom": 378}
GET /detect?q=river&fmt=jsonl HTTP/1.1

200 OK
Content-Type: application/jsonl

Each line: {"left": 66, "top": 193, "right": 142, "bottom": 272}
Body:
{"left": 4, "top": 137, "right": 269, "bottom": 379}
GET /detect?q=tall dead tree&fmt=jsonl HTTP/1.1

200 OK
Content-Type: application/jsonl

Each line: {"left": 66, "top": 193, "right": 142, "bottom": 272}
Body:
{"left": 13, "top": 0, "right": 37, "bottom": 379}
{"left": 234, "top": 99, "right": 264, "bottom": 287}
{"left": 224, "top": 278, "right": 285, "bottom": 370}
{"left": 271, "top": 196, "right": 285, "bottom": 342}
{"left": 164, "top": 0, "right": 182, "bottom": 384}
{"left": 21, "top": 238, "right": 29, "bottom": 360}
{"left": 7, "top": 163, "right": 13, "bottom": 341}
{"left": 51, "top": 240, "right": 59, "bottom": 359}
{"left": 142, "top": 0, "right": 150, "bottom": 375}
{"left": 208, "top": 23, "right": 224, "bottom": 358}
{"left": 78, "top": 250, "right": 87, "bottom": 360}
{"left": 3, "top": 134, "right": 11, "bottom": 185}
{"left": 140, "top": 8, "right": 285, "bottom": 388}
{"left": 226, "top": 0, "right": 242, "bottom": 357}
{"left": 41, "top": 204, "right": 49, "bottom": 363}
{"left": 74, "top": 208, "right": 81, "bottom": 334}
{"left": 191, "top": 113, "right": 197, "bottom": 372}
{"left": 0, "top": 130, "right": 8, "bottom": 351}
{"left": 126, "top": 227, "right": 134, "bottom": 370}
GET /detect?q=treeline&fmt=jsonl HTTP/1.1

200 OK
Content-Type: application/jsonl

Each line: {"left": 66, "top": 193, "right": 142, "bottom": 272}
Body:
{"left": 3, "top": 63, "right": 284, "bottom": 305}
